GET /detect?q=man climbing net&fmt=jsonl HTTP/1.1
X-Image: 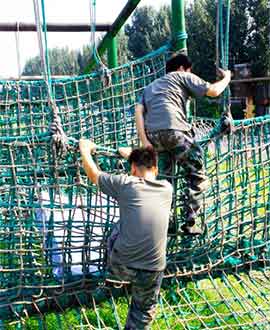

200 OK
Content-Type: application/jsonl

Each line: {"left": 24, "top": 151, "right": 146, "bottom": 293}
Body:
{"left": 135, "top": 53, "right": 231, "bottom": 235}
{"left": 80, "top": 140, "right": 173, "bottom": 330}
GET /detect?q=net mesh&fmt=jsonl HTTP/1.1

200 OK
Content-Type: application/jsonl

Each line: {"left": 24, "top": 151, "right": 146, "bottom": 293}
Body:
{"left": 1, "top": 45, "right": 270, "bottom": 328}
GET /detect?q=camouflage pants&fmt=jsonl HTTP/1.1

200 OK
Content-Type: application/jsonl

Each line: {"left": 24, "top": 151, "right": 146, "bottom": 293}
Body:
{"left": 146, "top": 129, "right": 207, "bottom": 227}
{"left": 107, "top": 223, "right": 163, "bottom": 330}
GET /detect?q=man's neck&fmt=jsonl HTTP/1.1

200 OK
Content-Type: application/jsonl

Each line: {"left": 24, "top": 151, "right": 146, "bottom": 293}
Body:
{"left": 134, "top": 171, "right": 156, "bottom": 181}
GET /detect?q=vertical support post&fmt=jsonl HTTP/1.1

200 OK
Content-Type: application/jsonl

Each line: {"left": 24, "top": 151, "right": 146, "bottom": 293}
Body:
{"left": 107, "top": 36, "right": 118, "bottom": 68}
{"left": 85, "top": 0, "right": 142, "bottom": 73}
{"left": 171, "top": 0, "right": 187, "bottom": 53}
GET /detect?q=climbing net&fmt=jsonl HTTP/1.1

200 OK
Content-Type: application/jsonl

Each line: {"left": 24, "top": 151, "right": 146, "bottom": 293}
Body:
{"left": 1, "top": 43, "right": 270, "bottom": 329}
{"left": 1, "top": 0, "right": 270, "bottom": 328}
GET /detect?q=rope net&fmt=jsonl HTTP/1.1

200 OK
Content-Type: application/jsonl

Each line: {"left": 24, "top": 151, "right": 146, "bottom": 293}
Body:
{"left": 1, "top": 45, "right": 270, "bottom": 328}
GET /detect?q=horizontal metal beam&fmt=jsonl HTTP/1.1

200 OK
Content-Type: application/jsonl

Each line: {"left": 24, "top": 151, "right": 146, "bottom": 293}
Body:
{"left": 231, "top": 77, "right": 270, "bottom": 83}
{"left": 0, "top": 22, "right": 111, "bottom": 32}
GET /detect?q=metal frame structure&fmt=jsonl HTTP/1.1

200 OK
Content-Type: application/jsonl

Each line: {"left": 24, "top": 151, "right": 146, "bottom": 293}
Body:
{"left": 0, "top": 22, "right": 111, "bottom": 32}
{"left": 0, "top": 0, "right": 187, "bottom": 72}
{"left": 85, "top": 0, "right": 187, "bottom": 71}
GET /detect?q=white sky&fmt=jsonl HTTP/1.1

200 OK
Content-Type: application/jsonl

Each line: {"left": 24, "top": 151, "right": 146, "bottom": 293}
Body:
{"left": 0, "top": 0, "right": 171, "bottom": 77}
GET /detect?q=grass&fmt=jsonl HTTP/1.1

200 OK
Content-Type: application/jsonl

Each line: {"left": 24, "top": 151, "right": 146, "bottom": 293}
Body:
{"left": 4, "top": 271, "right": 270, "bottom": 329}
{"left": 2, "top": 116, "right": 270, "bottom": 329}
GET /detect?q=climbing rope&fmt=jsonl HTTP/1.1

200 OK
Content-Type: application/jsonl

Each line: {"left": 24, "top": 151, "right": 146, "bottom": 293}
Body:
{"left": 14, "top": 22, "right": 22, "bottom": 79}
{"left": 32, "top": 0, "right": 51, "bottom": 92}
{"left": 33, "top": 0, "right": 72, "bottom": 158}
{"left": 213, "top": 0, "right": 233, "bottom": 137}
{"left": 89, "top": 0, "right": 111, "bottom": 86}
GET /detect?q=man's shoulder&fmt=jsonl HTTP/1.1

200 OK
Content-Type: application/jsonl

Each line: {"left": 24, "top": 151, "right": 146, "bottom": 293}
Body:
{"left": 169, "top": 71, "right": 199, "bottom": 80}
{"left": 98, "top": 172, "right": 129, "bottom": 190}
{"left": 145, "top": 178, "right": 173, "bottom": 192}
{"left": 99, "top": 172, "right": 129, "bottom": 183}
{"left": 159, "top": 71, "right": 194, "bottom": 88}
{"left": 160, "top": 179, "right": 173, "bottom": 192}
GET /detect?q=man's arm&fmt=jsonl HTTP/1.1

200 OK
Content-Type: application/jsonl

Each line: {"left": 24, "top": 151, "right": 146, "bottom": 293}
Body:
{"left": 206, "top": 69, "right": 231, "bottom": 97}
{"left": 79, "top": 139, "right": 100, "bottom": 185}
{"left": 135, "top": 104, "right": 153, "bottom": 148}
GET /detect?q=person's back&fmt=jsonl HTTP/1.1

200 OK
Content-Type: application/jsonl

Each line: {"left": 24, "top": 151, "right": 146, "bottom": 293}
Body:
{"left": 79, "top": 142, "right": 173, "bottom": 330}
{"left": 99, "top": 173, "right": 172, "bottom": 271}
{"left": 143, "top": 71, "right": 210, "bottom": 133}
{"left": 135, "top": 54, "right": 231, "bottom": 235}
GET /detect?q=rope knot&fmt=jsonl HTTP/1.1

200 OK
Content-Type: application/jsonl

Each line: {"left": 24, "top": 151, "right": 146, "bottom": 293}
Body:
{"left": 49, "top": 104, "right": 70, "bottom": 159}
{"left": 100, "top": 66, "right": 112, "bottom": 87}
{"left": 219, "top": 107, "right": 234, "bottom": 135}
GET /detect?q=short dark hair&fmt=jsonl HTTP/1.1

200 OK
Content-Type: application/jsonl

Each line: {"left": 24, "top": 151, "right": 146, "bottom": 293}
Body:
{"left": 128, "top": 147, "right": 158, "bottom": 169}
{"left": 166, "top": 54, "right": 192, "bottom": 74}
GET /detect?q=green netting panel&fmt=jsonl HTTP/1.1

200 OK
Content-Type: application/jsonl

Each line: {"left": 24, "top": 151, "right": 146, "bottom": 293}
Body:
{"left": 3, "top": 271, "right": 270, "bottom": 329}
{"left": 1, "top": 45, "right": 270, "bottom": 328}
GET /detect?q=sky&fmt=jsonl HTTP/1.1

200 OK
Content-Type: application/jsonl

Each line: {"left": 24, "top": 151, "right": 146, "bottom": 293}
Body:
{"left": 0, "top": 0, "right": 172, "bottom": 77}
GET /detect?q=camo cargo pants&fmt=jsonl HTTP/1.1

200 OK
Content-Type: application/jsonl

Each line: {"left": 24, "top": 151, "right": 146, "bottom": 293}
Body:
{"left": 107, "top": 223, "right": 164, "bottom": 330}
{"left": 146, "top": 129, "right": 207, "bottom": 227}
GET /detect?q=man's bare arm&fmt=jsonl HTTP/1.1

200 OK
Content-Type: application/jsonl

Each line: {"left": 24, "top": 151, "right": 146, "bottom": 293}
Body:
{"left": 135, "top": 104, "right": 153, "bottom": 148}
{"left": 206, "top": 69, "right": 231, "bottom": 97}
{"left": 79, "top": 139, "right": 101, "bottom": 185}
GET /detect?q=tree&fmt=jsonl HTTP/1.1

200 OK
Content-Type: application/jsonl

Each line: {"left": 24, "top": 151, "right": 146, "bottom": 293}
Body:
{"left": 186, "top": 0, "right": 216, "bottom": 80}
{"left": 229, "top": 0, "right": 249, "bottom": 66}
{"left": 152, "top": 5, "right": 172, "bottom": 50}
{"left": 125, "top": 6, "right": 171, "bottom": 59}
{"left": 76, "top": 30, "right": 130, "bottom": 73}
{"left": 22, "top": 2, "right": 269, "bottom": 79}
{"left": 77, "top": 44, "right": 92, "bottom": 74}
{"left": 23, "top": 47, "right": 80, "bottom": 76}
{"left": 186, "top": 0, "right": 251, "bottom": 80}
{"left": 247, "top": 0, "right": 270, "bottom": 76}
{"left": 117, "top": 30, "right": 131, "bottom": 65}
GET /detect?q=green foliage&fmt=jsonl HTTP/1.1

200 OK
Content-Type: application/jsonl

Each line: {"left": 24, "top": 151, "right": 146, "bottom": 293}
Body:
{"left": 125, "top": 6, "right": 171, "bottom": 59}
{"left": 186, "top": 0, "right": 216, "bottom": 81}
{"left": 186, "top": 0, "right": 251, "bottom": 81}
{"left": 6, "top": 273, "right": 267, "bottom": 330}
{"left": 117, "top": 30, "right": 132, "bottom": 65}
{"left": 230, "top": 0, "right": 249, "bottom": 65}
{"left": 23, "top": 30, "right": 131, "bottom": 75}
{"left": 247, "top": 0, "right": 270, "bottom": 76}
{"left": 194, "top": 99, "right": 221, "bottom": 119}
{"left": 22, "top": 2, "right": 269, "bottom": 79}
{"left": 77, "top": 30, "right": 130, "bottom": 73}
{"left": 23, "top": 47, "right": 80, "bottom": 76}
{"left": 186, "top": 0, "right": 269, "bottom": 80}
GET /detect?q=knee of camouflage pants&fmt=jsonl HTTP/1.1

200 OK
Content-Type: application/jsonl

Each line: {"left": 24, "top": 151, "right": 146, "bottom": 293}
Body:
{"left": 180, "top": 142, "right": 207, "bottom": 227}
{"left": 146, "top": 129, "right": 207, "bottom": 230}
{"left": 125, "top": 270, "right": 164, "bottom": 330}
{"left": 106, "top": 257, "right": 163, "bottom": 330}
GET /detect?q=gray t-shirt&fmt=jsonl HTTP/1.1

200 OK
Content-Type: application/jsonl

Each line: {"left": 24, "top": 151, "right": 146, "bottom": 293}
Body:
{"left": 99, "top": 173, "right": 173, "bottom": 271}
{"left": 141, "top": 71, "right": 210, "bottom": 132}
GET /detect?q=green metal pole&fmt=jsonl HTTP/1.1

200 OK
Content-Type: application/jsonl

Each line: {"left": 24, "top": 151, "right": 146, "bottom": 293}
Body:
{"left": 107, "top": 36, "right": 118, "bottom": 68}
{"left": 84, "top": 0, "right": 141, "bottom": 73}
{"left": 171, "top": 0, "right": 187, "bottom": 53}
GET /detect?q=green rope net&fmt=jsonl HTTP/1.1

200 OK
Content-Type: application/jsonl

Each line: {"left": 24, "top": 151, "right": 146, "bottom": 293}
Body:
{"left": 1, "top": 44, "right": 270, "bottom": 329}
{"left": 1, "top": 6, "right": 270, "bottom": 325}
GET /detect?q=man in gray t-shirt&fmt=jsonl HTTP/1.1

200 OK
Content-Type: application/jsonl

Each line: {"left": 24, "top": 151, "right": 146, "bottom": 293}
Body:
{"left": 79, "top": 140, "right": 172, "bottom": 330}
{"left": 136, "top": 54, "right": 231, "bottom": 235}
